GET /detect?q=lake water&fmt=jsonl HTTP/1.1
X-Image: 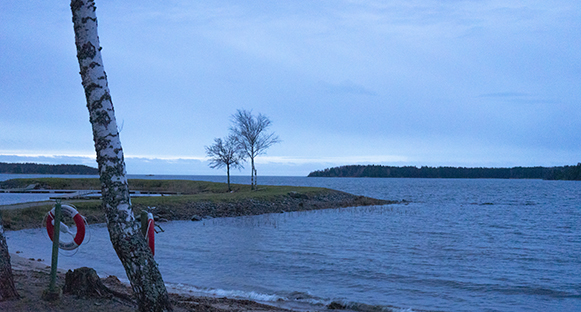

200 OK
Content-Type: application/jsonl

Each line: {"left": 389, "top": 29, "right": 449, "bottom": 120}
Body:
{"left": 2, "top": 174, "right": 581, "bottom": 311}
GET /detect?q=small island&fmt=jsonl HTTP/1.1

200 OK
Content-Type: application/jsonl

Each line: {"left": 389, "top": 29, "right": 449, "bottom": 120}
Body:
{"left": 308, "top": 164, "right": 581, "bottom": 180}
{"left": 0, "top": 162, "right": 98, "bottom": 175}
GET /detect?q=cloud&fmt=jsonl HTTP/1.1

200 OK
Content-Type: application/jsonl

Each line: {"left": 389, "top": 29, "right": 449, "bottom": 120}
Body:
{"left": 1, "top": 0, "right": 579, "bottom": 174}
{"left": 478, "top": 92, "right": 530, "bottom": 98}
{"left": 123, "top": 156, "right": 207, "bottom": 175}
{"left": 0, "top": 153, "right": 410, "bottom": 177}
{"left": 258, "top": 155, "right": 408, "bottom": 165}
{"left": 320, "top": 80, "right": 377, "bottom": 96}
{"left": 477, "top": 92, "right": 560, "bottom": 105}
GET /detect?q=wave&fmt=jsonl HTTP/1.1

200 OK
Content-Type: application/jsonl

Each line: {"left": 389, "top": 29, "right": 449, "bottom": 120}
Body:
{"left": 165, "top": 282, "right": 420, "bottom": 312}
{"left": 166, "top": 283, "right": 283, "bottom": 302}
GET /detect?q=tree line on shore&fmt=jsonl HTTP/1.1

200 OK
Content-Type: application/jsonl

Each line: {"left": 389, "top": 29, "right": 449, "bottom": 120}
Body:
{"left": 308, "top": 164, "right": 581, "bottom": 180}
{"left": 0, "top": 162, "right": 98, "bottom": 175}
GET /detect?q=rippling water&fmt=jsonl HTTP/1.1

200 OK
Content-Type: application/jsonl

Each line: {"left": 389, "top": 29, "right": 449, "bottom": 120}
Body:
{"left": 3, "top": 174, "right": 581, "bottom": 311}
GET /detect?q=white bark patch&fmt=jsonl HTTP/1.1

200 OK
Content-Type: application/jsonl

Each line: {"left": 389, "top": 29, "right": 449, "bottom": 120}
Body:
{"left": 117, "top": 203, "right": 135, "bottom": 226}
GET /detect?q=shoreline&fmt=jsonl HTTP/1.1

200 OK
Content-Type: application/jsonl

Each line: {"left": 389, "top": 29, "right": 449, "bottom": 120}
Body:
{"left": 2, "top": 253, "right": 301, "bottom": 312}
{"left": 1, "top": 195, "right": 394, "bottom": 311}
{"left": 1, "top": 188, "right": 396, "bottom": 231}
{"left": 4, "top": 253, "right": 400, "bottom": 312}
{"left": 1, "top": 178, "right": 399, "bottom": 311}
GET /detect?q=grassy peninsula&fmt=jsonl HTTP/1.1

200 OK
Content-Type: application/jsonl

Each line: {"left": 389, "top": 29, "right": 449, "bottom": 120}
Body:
{"left": 0, "top": 178, "right": 394, "bottom": 230}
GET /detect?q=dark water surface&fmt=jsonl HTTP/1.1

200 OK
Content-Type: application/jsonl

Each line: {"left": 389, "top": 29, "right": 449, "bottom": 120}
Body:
{"left": 3, "top": 174, "right": 581, "bottom": 311}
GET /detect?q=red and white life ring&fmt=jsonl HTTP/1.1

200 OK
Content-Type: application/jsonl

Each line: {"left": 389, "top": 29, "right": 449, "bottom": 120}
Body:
{"left": 145, "top": 212, "right": 155, "bottom": 256}
{"left": 45, "top": 204, "right": 86, "bottom": 250}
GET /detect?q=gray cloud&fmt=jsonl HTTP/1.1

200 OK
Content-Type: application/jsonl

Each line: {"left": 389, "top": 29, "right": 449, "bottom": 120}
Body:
{"left": 478, "top": 92, "right": 530, "bottom": 98}
{"left": 1, "top": 0, "right": 579, "bottom": 175}
{"left": 320, "top": 80, "right": 377, "bottom": 96}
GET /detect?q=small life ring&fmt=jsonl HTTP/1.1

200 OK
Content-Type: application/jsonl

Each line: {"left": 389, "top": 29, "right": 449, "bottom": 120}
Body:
{"left": 45, "top": 204, "right": 86, "bottom": 250}
{"left": 146, "top": 212, "right": 155, "bottom": 256}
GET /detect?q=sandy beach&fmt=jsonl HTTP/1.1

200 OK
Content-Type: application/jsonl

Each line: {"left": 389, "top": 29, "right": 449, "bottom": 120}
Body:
{"left": 1, "top": 253, "right": 299, "bottom": 312}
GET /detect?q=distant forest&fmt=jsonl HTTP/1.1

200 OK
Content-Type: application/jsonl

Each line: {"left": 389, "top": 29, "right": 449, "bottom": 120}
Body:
{"left": 308, "top": 164, "right": 581, "bottom": 180}
{"left": 0, "top": 162, "right": 98, "bottom": 175}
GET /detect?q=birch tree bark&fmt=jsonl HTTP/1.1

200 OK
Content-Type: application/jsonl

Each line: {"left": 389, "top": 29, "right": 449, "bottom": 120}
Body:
{"left": 0, "top": 216, "right": 20, "bottom": 301}
{"left": 71, "top": 1, "right": 172, "bottom": 311}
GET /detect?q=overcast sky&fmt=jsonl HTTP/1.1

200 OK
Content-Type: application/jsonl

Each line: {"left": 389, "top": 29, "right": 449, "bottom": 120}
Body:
{"left": 1, "top": 0, "right": 580, "bottom": 176}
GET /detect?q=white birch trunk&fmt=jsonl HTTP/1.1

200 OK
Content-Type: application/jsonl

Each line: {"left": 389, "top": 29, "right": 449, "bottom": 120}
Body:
{"left": 71, "top": 1, "right": 172, "bottom": 311}
{"left": 251, "top": 157, "right": 255, "bottom": 190}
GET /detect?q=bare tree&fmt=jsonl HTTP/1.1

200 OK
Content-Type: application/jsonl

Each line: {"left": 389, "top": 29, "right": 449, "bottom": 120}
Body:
{"left": 71, "top": 1, "right": 172, "bottom": 311}
{"left": 0, "top": 215, "right": 19, "bottom": 301}
{"left": 230, "top": 109, "right": 280, "bottom": 190}
{"left": 205, "top": 136, "right": 244, "bottom": 191}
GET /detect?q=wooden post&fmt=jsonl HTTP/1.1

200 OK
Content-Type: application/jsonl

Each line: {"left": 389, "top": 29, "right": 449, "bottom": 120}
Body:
{"left": 42, "top": 200, "right": 62, "bottom": 301}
